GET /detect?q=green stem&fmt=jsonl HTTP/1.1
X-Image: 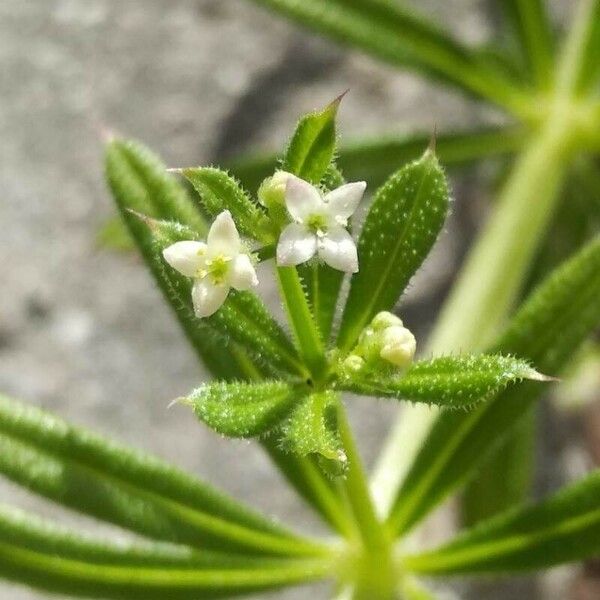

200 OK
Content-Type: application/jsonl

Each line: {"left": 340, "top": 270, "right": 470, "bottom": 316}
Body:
{"left": 277, "top": 266, "right": 327, "bottom": 381}
{"left": 337, "top": 408, "right": 396, "bottom": 600}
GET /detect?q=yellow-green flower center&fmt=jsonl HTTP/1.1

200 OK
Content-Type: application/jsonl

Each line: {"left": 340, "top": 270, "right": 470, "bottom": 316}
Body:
{"left": 197, "top": 254, "right": 232, "bottom": 284}
{"left": 306, "top": 213, "right": 328, "bottom": 235}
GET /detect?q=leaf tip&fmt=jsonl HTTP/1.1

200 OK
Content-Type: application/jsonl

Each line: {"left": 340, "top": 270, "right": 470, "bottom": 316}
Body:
{"left": 524, "top": 368, "right": 560, "bottom": 383}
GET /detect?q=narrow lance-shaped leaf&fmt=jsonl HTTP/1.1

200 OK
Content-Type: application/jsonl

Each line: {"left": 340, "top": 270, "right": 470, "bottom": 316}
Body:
{"left": 106, "top": 139, "right": 259, "bottom": 381}
{"left": 404, "top": 470, "right": 600, "bottom": 574}
{"left": 107, "top": 146, "right": 303, "bottom": 377}
{"left": 251, "top": 0, "right": 528, "bottom": 114}
{"left": 181, "top": 167, "right": 275, "bottom": 242}
{"left": 0, "top": 506, "right": 331, "bottom": 600}
{"left": 230, "top": 126, "right": 526, "bottom": 193}
{"left": 500, "top": 0, "right": 554, "bottom": 87}
{"left": 387, "top": 236, "right": 600, "bottom": 535}
{"left": 282, "top": 96, "right": 340, "bottom": 184}
{"left": 187, "top": 381, "right": 300, "bottom": 438}
{"left": 340, "top": 354, "right": 550, "bottom": 409}
{"left": 0, "top": 394, "right": 326, "bottom": 558}
{"left": 0, "top": 504, "right": 279, "bottom": 569}
{"left": 337, "top": 148, "right": 450, "bottom": 352}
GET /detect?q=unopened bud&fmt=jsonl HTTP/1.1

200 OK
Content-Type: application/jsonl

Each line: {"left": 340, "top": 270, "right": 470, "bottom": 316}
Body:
{"left": 342, "top": 355, "right": 365, "bottom": 373}
{"left": 379, "top": 325, "right": 416, "bottom": 368}
{"left": 258, "top": 170, "right": 293, "bottom": 209}
{"left": 371, "top": 311, "right": 403, "bottom": 331}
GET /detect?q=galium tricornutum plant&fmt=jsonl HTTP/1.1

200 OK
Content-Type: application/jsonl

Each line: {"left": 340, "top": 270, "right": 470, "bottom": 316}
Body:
{"left": 1, "top": 91, "right": 600, "bottom": 600}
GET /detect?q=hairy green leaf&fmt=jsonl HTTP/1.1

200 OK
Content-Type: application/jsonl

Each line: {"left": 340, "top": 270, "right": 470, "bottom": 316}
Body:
{"left": 0, "top": 394, "right": 326, "bottom": 558}
{"left": 251, "top": 0, "right": 528, "bottom": 114}
{"left": 387, "top": 236, "right": 600, "bottom": 535}
{"left": 187, "top": 381, "right": 300, "bottom": 438}
{"left": 337, "top": 149, "right": 450, "bottom": 352}
{"left": 404, "top": 470, "right": 600, "bottom": 574}
{"left": 231, "top": 127, "right": 526, "bottom": 193}
{"left": 181, "top": 167, "right": 274, "bottom": 242}
{"left": 107, "top": 143, "right": 303, "bottom": 377}
{"left": 0, "top": 507, "right": 330, "bottom": 599}
{"left": 282, "top": 97, "right": 339, "bottom": 184}
{"left": 280, "top": 392, "right": 346, "bottom": 475}
{"left": 341, "top": 355, "right": 549, "bottom": 408}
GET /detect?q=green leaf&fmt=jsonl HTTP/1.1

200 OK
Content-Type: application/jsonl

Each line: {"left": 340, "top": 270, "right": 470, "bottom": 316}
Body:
{"left": 572, "top": 0, "right": 600, "bottom": 92}
{"left": 231, "top": 126, "right": 526, "bottom": 193}
{"left": 340, "top": 354, "right": 550, "bottom": 408}
{"left": 282, "top": 97, "right": 340, "bottom": 184}
{"left": 0, "top": 506, "right": 331, "bottom": 599}
{"left": 500, "top": 0, "right": 554, "bottom": 87}
{"left": 181, "top": 167, "right": 274, "bottom": 242}
{"left": 0, "top": 394, "right": 327, "bottom": 558}
{"left": 404, "top": 470, "right": 600, "bottom": 574}
{"left": 280, "top": 392, "right": 346, "bottom": 475}
{"left": 387, "top": 236, "right": 600, "bottom": 535}
{"left": 106, "top": 142, "right": 304, "bottom": 378}
{"left": 0, "top": 504, "right": 273, "bottom": 569}
{"left": 187, "top": 381, "right": 300, "bottom": 438}
{"left": 251, "top": 0, "right": 529, "bottom": 114}
{"left": 337, "top": 148, "right": 450, "bottom": 352}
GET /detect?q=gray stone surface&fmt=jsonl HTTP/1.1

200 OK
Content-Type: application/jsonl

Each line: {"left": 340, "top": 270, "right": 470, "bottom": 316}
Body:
{"left": 0, "top": 1, "right": 583, "bottom": 599}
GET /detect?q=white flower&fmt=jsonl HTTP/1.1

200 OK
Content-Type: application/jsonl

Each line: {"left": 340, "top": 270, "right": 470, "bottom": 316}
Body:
{"left": 162, "top": 210, "right": 258, "bottom": 318}
{"left": 276, "top": 175, "right": 366, "bottom": 273}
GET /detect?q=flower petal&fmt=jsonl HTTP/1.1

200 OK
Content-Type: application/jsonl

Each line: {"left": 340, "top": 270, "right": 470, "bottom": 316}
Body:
{"left": 276, "top": 223, "right": 318, "bottom": 266}
{"left": 318, "top": 226, "right": 359, "bottom": 273}
{"left": 191, "top": 279, "right": 229, "bottom": 318}
{"left": 162, "top": 241, "right": 207, "bottom": 277}
{"left": 324, "top": 181, "right": 366, "bottom": 223}
{"left": 285, "top": 176, "right": 323, "bottom": 222}
{"left": 207, "top": 210, "right": 240, "bottom": 256}
{"left": 229, "top": 254, "right": 259, "bottom": 290}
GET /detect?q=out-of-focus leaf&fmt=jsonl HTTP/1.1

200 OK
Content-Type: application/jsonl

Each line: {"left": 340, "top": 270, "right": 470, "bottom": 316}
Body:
{"left": 0, "top": 394, "right": 326, "bottom": 558}
{"left": 231, "top": 126, "right": 526, "bottom": 193}
{"left": 251, "top": 0, "right": 528, "bottom": 113}
{"left": 181, "top": 167, "right": 274, "bottom": 242}
{"left": 387, "top": 236, "right": 600, "bottom": 535}
{"left": 187, "top": 381, "right": 300, "bottom": 438}
{"left": 404, "top": 470, "right": 600, "bottom": 574}
{"left": 340, "top": 355, "right": 550, "bottom": 408}
{"left": 337, "top": 149, "right": 450, "bottom": 352}
{"left": 0, "top": 506, "right": 330, "bottom": 600}
{"left": 499, "top": 0, "right": 554, "bottom": 87}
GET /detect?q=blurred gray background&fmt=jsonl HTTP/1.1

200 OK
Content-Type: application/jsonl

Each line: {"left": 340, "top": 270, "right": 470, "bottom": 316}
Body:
{"left": 1, "top": 1, "right": 597, "bottom": 599}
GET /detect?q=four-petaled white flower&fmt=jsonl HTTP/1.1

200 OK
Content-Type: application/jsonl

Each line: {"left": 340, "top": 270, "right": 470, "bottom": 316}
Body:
{"left": 276, "top": 175, "right": 366, "bottom": 273}
{"left": 162, "top": 210, "right": 258, "bottom": 318}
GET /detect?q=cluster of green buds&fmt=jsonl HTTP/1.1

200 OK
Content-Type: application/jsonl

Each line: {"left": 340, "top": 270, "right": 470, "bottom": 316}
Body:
{"left": 342, "top": 311, "right": 417, "bottom": 374}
